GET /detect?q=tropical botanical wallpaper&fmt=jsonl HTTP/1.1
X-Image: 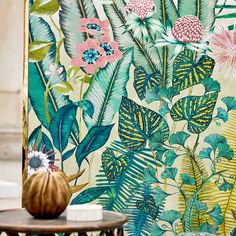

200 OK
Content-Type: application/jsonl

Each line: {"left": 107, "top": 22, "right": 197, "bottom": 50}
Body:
{"left": 26, "top": 0, "right": 236, "bottom": 235}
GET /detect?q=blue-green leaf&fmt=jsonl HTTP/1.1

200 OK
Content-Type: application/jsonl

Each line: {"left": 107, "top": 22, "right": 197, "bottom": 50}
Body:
{"left": 218, "top": 178, "right": 234, "bottom": 192}
{"left": 49, "top": 104, "right": 78, "bottom": 153}
{"left": 103, "top": 0, "right": 161, "bottom": 74}
{"left": 181, "top": 173, "right": 196, "bottom": 186}
{"left": 195, "top": 200, "right": 208, "bottom": 212}
{"left": 178, "top": 0, "right": 217, "bottom": 33}
{"left": 217, "top": 143, "right": 234, "bottom": 160}
{"left": 199, "top": 147, "right": 212, "bottom": 160}
{"left": 153, "top": 187, "right": 170, "bottom": 206}
{"left": 173, "top": 49, "right": 215, "bottom": 92}
{"left": 71, "top": 187, "right": 107, "bottom": 205}
{"left": 198, "top": 221, "right": 218, "bottom": 234}
{"left": 62, "top": 147, "right": 76, "bottom": 162}
{"left": 134, "top": 66, "right": 161, "bottom": 100}
{"left": 222, "top": 96, "right": 236, "bottom": 112}
{"left": 150, "top": 223, "right": 166, "bottom": 236}
{"left": 204, "top": 134, "right": 226, "bottom": 152}
{"left": 144, "top": 167, "right": 159, "bottom": 186}
{"left": 83, "top": 48, "right": 133, "bottom": 129}
{"left": 161, "top": 168, "right": 177, "bottom": 181}
{"left": 214, "top": 107, "right": 229, "bottom": 123}
{"left": 28, "top": 125, "right": 55, "bottom": 162}
{"left": 119, "top": 97, "right": 169, "bottom": 150}
{"left": 164, "top": 150, "right": 178, "bottom": 167}
{"left": 202, "top": 78, "right": 221, "bottom": 94}
{"left": 170, "top": 93, "right": 218, "bottom": 134}
{"left": 58, "top": 0, "right": 98, "bottom": 58}
{"left": 159, "top": 210, "right": 182, "bottom": 225}
{"left": 169, "top": 131, "right": 190, "bottom": 147}
{"left": 159, "top": 101, "right": 170, "bottom": 117}
{"left": 102, "top": 149, "right": 129, "bottom": 182}
{"left": 75, "top": 125, "right": 114, "bottom": 168}
{"left": 207, "top": 203, "right": 224, "bottom": 225}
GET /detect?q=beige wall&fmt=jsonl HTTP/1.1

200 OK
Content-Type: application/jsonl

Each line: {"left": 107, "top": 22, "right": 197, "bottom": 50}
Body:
{"left": 0, "top": 0, "right": 24, "bottom": 160}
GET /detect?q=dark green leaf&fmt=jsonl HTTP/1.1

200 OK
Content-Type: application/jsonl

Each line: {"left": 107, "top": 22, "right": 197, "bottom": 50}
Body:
{"left": 102, "top": 149, "right": 129, "bottom": 182}
{"left": 153, "top": 187, "right": 170, "bottom": 206}
{"left": 164, "top": 150, "right": 178, "bottom": 167}
{"left": 71, "top": 187, "right": 107, "bottom": 204}
{"left": 49, "top": 104, "right": 78, "bottom": 153}
{"left": 222, "top": 96, "right": 236, "bottom": 111}
{"left": 161, "top": 168, "right": 177, "bottom": 181}
{"left": 201, "top": 77, "right": 221, "bottom": 94}
{"left": 199, "top": 147, "right": 212, "bottom": 160}
{"left": 216, "top": 13, "right": 236, "bottom": 19}
{"left": 75, "top": 125, "right": 114, "bottom": 168}
{"left": 118, "top": 97, "right": 169, "bottom": 150}
{"left": 62, "top": 147, "right": 76, "bottom": 162}
{"left": 150, "top": 223, "right": 166, "bottom": 236}
{"left": 170, "top": 93, "right": 218, "bottom": 134}
{"left": 159, "top": 210, "right": 182, "bottom": 225}
{"left": 207, "top": 203, "right": 224, "bottom": 225}
{"left": 134, "top": 66, "right": 161, "bottom": 100}
{"left": 82, "top": 100, "right": 94, "bottom": 119}
{"left": 181, "top": 173, "right": 196, "bottom": 185}
{"left": 169, "top": 131, "right": 190, "bottom": 147}
{"left": 173, "top": 49, "right": 215, "bottom": 92}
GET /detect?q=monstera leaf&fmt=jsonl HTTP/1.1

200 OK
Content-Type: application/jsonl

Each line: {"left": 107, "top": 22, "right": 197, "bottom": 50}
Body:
{"left": 134, "top": 66, "right": 162, "bottom": 100}
{"left": 173, "top": 49, "right": 215, "bottom": 92}
{"left": 102, "top": 149, "right": 129, "bottom": 182}
{"left": 119, "top": 97, "right": 169, "bottom": 150}
{"left": 58, "top": 0, "right": 98, "bottom": 58}
{"left": 103, "top": 0, "right": 161, "bottom": 74}
{"left": 170, "top": 93, "right": 218, "bottom": 134}
{"left": 178, "top": 0, "right": 217, "bottom": 33}
{"left": 83, "top": 48, "right": 133, "bottom": 129}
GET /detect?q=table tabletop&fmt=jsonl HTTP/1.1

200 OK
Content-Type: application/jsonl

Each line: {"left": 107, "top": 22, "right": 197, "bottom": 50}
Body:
{"left": 0, "top": 208, "right": 128, "bottom": 234}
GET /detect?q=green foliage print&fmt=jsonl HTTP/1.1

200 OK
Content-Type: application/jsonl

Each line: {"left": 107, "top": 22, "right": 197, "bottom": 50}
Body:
{"left": 27, "top": 0, "right": 236, "bottom": 235}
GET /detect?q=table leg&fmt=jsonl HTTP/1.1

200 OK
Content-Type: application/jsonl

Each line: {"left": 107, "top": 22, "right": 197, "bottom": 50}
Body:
{"left": 6, "top": 233, "right": 19, "bottom": 236}
{"left": 78, "top": 233, "right": 88, "bottom": 236}
{"left": 117, "top": 228, "right": 124, "bottom": 236}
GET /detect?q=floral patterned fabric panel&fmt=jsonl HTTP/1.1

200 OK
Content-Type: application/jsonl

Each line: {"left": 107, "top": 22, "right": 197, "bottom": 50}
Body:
{"left": 26, "top": 0, "right": 236, "bottom": 235}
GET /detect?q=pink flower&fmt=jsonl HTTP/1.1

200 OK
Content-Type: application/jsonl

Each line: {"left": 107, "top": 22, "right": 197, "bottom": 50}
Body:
{"left": 100, "top": 35, "right": 123, "bottom": 62}
{"left": 172, "top": 16, "right": 204, "bottom": 43}
{"left": 210, "top": 27, "right": 236, "bottom": 79}
{"left": 78, "top": 18, "right": 109, "bottom": 35}
{"left": 71, "top": 38, "right": 107, "bottom": 74}
{"left": 125, "top": 0, "right": 155, "bottom": 20}
{"left": 45, "top": 64, "right": 63, "bottom": 76}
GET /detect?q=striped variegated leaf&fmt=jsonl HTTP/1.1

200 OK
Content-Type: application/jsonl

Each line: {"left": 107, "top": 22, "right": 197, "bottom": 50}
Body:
{"left": 118, "top": 97, "right": 169, "bottom": 150}
{"left": 170, "top": 93, "right": 218, "bottom": 134}
{"left": 102, "top": 148, "right": 129, "bottom": 182}
{"left": 173, "top": 49, "right": 215, "bottom": 92}
{"left": 134, "top": 66, "right": 162, "bottom": 100}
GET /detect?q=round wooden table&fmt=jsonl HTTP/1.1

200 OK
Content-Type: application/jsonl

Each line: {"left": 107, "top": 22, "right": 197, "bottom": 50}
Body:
{"left": 0, "top": 208, "right": 128, "bottom": 236}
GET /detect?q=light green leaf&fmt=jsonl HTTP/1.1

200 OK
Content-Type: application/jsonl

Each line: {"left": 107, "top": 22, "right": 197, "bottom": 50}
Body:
{"left": 160, "top": 210, "right": 182, "bottom": 225}
{"left": 29, "top": 41, "right": 53, "bottom": 62}
{"left": 170, "top": 93, "right": 218, "bottom": 134}
{"left": 119, "top": 97, "right": 169, "bottom": 150}
{"left": 161, "top": 168, "right": 177, "bottom": 181}
{"left": 199, "top": 147, "right": 212, "bottom": 160}
{"left": 67, "top": 66, "right": 80, "bottom": 79}
{"left": 222, "top": 96, "right": 236, "bottom": 112}
{"left": 51, "top": 81, "right": 73, "bottom": 95}
{"left": 181, "top": 173, "right": 196, "bottom": 186}
{"left": 83, "top": 48, "right": 133, "bottom": 129}
{"left": 164, "top": 150, "right": 178, "bottom": 167}
{"left": 169, "top": 131, "right": 190, "bottom": 147}
{"left": 207, "top": 203, "right": 224, "bottom": 225}
{"left": 30, "top": 0, "right": 59, "bottom": 16}
{"left": 202, "top": 78, "right": 221, "bottom": 94}
{"left": 173, "top": 49, "right": 215, "bottom": 92}
{"left": 153, "top": 187, "right": 170, "bottom": 206}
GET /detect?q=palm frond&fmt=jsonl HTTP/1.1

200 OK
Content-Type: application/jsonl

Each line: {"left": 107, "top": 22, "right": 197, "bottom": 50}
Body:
{"left": 216, "top": 111, "right": 236, "bottom": 236}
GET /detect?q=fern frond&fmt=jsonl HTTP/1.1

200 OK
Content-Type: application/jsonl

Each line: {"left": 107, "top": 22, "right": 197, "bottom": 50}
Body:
{"left": 216, "top": 111, "right": 236, "bottom": 236}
